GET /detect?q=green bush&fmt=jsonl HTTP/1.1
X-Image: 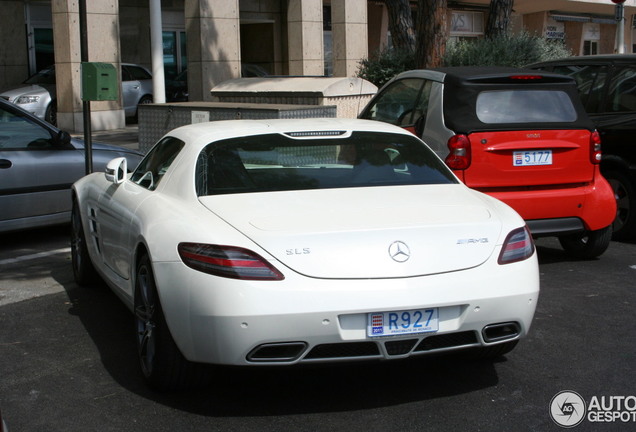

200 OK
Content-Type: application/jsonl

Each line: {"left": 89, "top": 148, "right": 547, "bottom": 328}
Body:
{"left": 356, "top": 33, "right": 572, "bottom": 87}
{"left": 443, "top": 32, "right": 572, "bottom": 67}
{"left": 356, "top": 48, "right": 416, "bottom": 88}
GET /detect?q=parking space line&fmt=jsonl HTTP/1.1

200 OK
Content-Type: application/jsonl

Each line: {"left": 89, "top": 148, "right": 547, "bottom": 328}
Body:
{"left": 0, "top": 247, "right": 71, "bottom": 266}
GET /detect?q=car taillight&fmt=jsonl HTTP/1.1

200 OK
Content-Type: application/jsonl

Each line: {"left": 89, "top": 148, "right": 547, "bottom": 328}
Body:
{"left": 498, "top": 226, "right": 535, "bottom": 265}
{"left": 445, "top": 134, "right": 472, "bottom": 170}
{"left": 509, "top": 75, "right": 543, "bottom": 80}
{"left": 178, "top": 243, "right": 285, "bottom": 280}
{"left": 590, "top": 130, "right": 602, "bottom": 164}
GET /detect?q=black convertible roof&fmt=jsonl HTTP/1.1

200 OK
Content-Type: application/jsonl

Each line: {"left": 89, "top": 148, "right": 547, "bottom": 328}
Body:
{"left": 432, "top": 67, "right": 594, "bottom": 133}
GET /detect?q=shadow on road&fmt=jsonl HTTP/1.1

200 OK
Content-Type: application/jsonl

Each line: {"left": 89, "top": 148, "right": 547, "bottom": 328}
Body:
{"left": 61, "top": 279, "right": 503, "bottom": 417}
{"left": 535, "top": 236, "right": 635, "bottom": 265}
{"left": 0, "top": 225, "right": 71, "bottom": 283}
{"left": 0, "top": 224, "right": 70, "bottom": 251}
{"left": 0, "top": 224, "right": 536, "bottom": 417}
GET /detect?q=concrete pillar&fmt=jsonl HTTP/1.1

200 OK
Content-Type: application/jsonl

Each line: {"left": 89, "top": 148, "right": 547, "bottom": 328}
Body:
{"left": 52, "top": 0, "right": 124, "bottom": 132}
{"left": 332, "top": 0, "right": 368, "bottom": 78}
{"left": 185, "top": 0, "right": 241, "bottom": 101}
{"left": 287, "top": 0, "right": 323, "bottom": 76}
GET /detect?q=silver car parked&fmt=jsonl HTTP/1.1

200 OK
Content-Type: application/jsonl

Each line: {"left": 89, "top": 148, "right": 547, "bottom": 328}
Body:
{"left": 0, "top": 63, "right": 153, "bottom": 126}
{"left": 0, "top": 98, "right": 143, "bottom": 233}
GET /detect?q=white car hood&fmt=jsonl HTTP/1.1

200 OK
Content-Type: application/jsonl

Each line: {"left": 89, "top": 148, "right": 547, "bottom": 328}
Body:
{"left": 199, "top": 185, "right": 503, "bottom": 279}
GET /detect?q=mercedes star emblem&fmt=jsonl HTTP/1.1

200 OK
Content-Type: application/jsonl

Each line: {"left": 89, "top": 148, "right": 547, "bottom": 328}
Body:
{"left": 389, "top": 241, "right": 411, "bottom": 263}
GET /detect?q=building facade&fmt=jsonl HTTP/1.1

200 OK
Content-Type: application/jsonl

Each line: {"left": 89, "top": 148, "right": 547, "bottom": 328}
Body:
{"left": 1, "top": 0, "right": 635, "bottom": 132}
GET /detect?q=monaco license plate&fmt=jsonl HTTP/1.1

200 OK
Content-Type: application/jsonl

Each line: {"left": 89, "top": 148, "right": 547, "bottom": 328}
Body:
{"left": 367, "top": 308, "right": 439, "bottom": 337}
{"left": 513, "top": 150, "right": 552, "bottom": 166}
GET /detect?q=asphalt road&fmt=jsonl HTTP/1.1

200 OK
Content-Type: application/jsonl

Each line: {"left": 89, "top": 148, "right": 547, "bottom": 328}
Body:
{"left": 1, "top": 226, "right": 635, "bottom": 432}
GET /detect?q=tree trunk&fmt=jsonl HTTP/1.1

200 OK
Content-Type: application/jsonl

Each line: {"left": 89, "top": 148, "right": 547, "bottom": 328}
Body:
{"left": 485, "top": 0, "right": 514, "bottom": 39}
{"left": 415, "top": 0, "right": 448, "bottom": 68}
{"left": 382, "top": 0, "right": 416, "bottom": 53}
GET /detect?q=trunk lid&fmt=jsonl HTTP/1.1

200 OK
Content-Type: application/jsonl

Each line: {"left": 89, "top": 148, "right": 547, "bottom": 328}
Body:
{"left": 465, "top": 129, "right": 595, "bottom": 188}
{"left": 199, "top": 185, "right": 504, "bottom": 279}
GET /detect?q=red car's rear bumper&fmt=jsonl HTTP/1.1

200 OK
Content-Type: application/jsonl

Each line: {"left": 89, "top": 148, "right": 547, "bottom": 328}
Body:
{"left": 476, "top": 173, "right": 616, "bottom": 233}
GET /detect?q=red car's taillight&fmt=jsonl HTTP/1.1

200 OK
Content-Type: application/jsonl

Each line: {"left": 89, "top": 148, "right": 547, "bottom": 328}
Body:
{"left": 590, "top": 130, "right": 602, "bottom": 164}
{"left": 498, "top": 226, "right": 535, "bottom": 265}
{"left": 178, "top": 243, "right": 285, "bottom": 280}
{"left": 445, "top": 134, "right": 472, "bottom": 170}
{"left": 509, "top": 75, "right": 543, "bottom": 80}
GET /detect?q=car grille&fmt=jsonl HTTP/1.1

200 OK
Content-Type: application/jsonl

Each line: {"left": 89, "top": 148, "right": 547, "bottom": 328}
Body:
{"left": 305, "top": 342, "right": 380, "bottom": 359}
{"left": 299, "top": 331, "right": 480, "bottom": 362}
{"left": 247, "top": 331, "right": 483, "bottom": 363}
{"left": 413, "top": 331, "right": 479, "bottom": 352}
{"left": 385, "top": 338, "right": 418, "bottom": 355}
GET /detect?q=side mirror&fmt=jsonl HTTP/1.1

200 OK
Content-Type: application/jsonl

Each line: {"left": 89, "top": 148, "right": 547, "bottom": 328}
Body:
{"left": 56, "top": 130, "right": 72, "bottom": 147}
{"left": 105, "top": 157, "right": 128, "bottom": 184}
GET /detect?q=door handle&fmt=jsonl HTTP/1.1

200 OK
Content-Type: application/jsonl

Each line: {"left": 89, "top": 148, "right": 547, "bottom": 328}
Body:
{"left": 0, "top": 159, "right": 12, "bottom": 169}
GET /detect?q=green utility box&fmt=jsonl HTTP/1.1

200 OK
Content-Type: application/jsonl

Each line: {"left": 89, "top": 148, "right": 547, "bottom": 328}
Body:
{"left": 81, "top": 62, "right": 118, "bottom": 101}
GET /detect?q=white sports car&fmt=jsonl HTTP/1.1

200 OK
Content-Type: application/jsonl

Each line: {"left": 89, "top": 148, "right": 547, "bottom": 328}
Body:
{"left": 71, "top": 118, "right": 539, "bottom": 389}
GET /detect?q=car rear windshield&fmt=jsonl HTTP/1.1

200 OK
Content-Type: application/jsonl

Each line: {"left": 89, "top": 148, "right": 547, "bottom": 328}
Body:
{"left": 196, "top": 131, "right": 457, "bottom": 196}
{"left": 476, "top": 90, "right": 578, "bottom": 124}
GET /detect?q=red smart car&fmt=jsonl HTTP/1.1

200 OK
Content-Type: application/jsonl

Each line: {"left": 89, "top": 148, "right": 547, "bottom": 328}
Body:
{"left": 360, "top": 67, "right": 616, "bottom": 259}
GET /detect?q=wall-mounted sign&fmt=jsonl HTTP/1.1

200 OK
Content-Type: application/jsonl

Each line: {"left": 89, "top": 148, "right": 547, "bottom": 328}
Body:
{"left": 191, "top": 111, "right": 210, "bottom": 124}
{"left": 546, "top": 19, "right": 565, "bottom": 39}
{"left": 583, "top": 23, "right": 601, "bottom": 41}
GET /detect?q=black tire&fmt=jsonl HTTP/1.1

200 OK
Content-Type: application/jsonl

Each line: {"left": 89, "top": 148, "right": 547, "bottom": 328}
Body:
{"left": 45, "top": 101, "right": 57, "bottom": 126}
{"left": 70, "top": 200, "right": 98, "bottom": 285}
{"left": 134, "top": 95, "right": 153, "bottom": 121}
{"left": 471, "top": 340, "right": 518, "bottom": 359}
{"left": 604, "top": 169, "right": 636, "bottom": 241}
{"left": 134, "top": 254, "right": 206, "bottom": 390}
{"left": 558, "top": 225, "right": 612, "bottom": 260}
